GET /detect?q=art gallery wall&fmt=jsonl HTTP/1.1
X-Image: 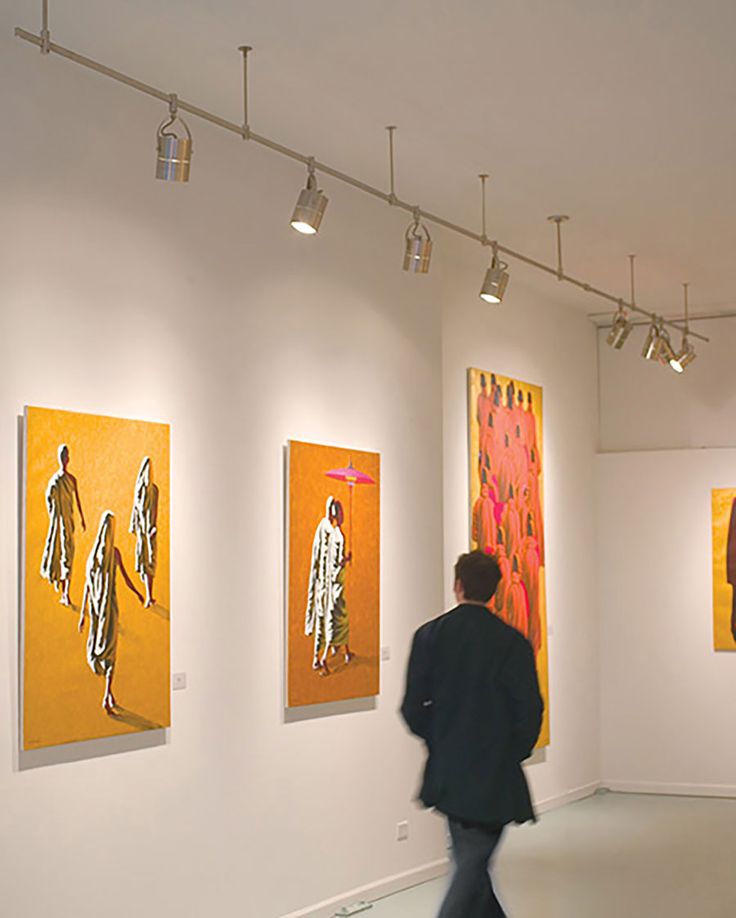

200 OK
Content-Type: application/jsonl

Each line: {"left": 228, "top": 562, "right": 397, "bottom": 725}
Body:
{"left": 1, "top": 14, "right": 604, "bottom": 918}
{"left": 441, "top": 239, "right": 601, "bottom": 811}
{"left": 597, "top": 318, "right": 736, "bottom": 795}
{"left": 597, "top": 449, "right": 736, "bottom": 795}
{"left": 0, "top": 34, "right": 452, "bottom": 918}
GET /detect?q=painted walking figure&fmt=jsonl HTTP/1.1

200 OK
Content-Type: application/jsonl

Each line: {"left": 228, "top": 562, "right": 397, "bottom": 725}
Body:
{"left": 305, "top": 497, "right": 352, "bottom": 675}
{"left": 130, "top": 456, "right": 159, "bottom": 608}
{"left": 78, "top": 512, "right": 144, "bottom": 714}
{"left": 40, "top": 443, "right": 86, "bottom": 606}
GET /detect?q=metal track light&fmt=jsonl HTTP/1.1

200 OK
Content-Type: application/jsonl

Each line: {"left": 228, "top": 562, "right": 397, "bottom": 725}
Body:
{"left": 403, "top": 210, "right": 432, "bottom": 273}
{"left": 607, "top": 300, "right": 633, "bottom": 349}
{"left": 476, "top": 178, "right": 509, "bottom": 303}
{"left": 642, "top": 319, "right": 661, "bottom": 361}
{"left": 290, "top": 161, "right": 328, "bottom": 235}
{"left": 670, "top": 283, "right": 697, "bottom": 372}
{"left": 608, "top": 256, "right": 637, "bottom": 348}
{"left": 156, "top": 94, "right": 192, "bottom": 183}
{"left": 6, "top": 19, "right": 713, "bottom": 359}
{"left": 655, "top": 327, "right": 676, "bottom": 365}
{"left": 670, "top": 339, "right": 696, "bottom": 373}
{"left": 480, "top": 245, "right": 510, "bottom": 304}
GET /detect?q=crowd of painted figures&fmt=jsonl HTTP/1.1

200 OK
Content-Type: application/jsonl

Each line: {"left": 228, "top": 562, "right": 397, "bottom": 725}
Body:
{"left": 472, "top": 373, "right": 544, "bottom": 654}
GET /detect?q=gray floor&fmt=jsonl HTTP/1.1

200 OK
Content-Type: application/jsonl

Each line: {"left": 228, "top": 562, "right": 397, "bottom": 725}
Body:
{"left": 369, "top": 793, "right": 736, "bottom": 917}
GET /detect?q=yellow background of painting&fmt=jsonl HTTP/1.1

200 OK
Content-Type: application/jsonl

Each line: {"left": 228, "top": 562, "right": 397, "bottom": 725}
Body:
{"left": 287, "top": 441, "right": 380, "bottom": 707}
{"left": 711, "top": 488, "right": 736, "bottom": 651}
{"left": 467, "top": 369, "right": 550, "bottom": 748}
{"left": 23, "top": 406, "right": 170, "bottom": 749}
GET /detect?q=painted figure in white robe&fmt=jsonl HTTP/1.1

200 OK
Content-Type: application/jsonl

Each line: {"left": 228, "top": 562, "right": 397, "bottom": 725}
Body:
{"left": 40, "top": 443, "right": 86, "bottom": 606}
{"left": 129, "top": 456, "right": 159, "bottom": 608}
{"left": 78, "top": 511, "right": 143, "bottom": 713}
{"left": 305, "top": 497, "right": 352, "bottom": 675}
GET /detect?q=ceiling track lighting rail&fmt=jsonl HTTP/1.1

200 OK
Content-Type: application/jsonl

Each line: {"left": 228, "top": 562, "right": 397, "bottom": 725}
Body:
{"left": 12, "top": 11, "right": 709, "bottom": 346}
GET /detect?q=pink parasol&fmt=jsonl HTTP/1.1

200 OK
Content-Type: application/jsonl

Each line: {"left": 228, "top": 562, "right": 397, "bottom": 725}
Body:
{"left": 325, "top": 459, "right": 376, "bottom": 561}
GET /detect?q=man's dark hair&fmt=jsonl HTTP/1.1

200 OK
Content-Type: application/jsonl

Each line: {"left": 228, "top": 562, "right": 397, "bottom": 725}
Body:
{"left": 454, "top": 551, "right": 502, "bottom": 603}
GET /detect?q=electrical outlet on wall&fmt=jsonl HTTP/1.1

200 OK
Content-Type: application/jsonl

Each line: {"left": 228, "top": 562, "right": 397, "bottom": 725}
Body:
{"left": 172, "top": 672, "right": 187, "bottom": 691}
{"left": 381, "top": 646, "right": 391, "bottom": 662}
{"left": 396, "top": 820, "right": 409, "bottom": 841}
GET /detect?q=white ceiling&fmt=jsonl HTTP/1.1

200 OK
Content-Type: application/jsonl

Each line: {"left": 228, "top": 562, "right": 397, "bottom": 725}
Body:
{"left": 5, "top": 0, "right": 736, "bottom": 317}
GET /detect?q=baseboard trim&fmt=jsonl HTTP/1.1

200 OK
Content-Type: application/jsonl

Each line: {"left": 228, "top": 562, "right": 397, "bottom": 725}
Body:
{"left": 534, "top": 781, "right": 600, "bottom": 814}
{"left": 279, "top": 858, "right": 450, "bottom": 918}
{"left": 603, "top": 780, "right": 736, "bottom": 799}
{"left": 280, "top": 782, "right": 601, "bottom": 918}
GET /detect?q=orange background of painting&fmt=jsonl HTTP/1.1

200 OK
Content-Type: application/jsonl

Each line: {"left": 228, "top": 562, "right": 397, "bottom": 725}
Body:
{"left": 711, "top": 488, "right": 736, "bottom": 651}
{"left": 23, "top": 406, "right": 170, "bottom": 749}
{"left": 287, "top": 441, "right": 380, "bottom": 707}
{"left": 467, "top": 369, "right": 550, "bottom": 748}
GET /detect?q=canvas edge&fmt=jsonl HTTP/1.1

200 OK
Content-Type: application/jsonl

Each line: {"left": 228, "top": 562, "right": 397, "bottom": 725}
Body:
{"left": 465, "top": 368, "right": 475, "bottom": 549}
{"left": 163, "top": 421, "right": 172, "bottom": 728}
{"left": 711, "top": 487, "right": 717, "bottom": 651}
{"left": 284, "top": 441, "right": 293, "bottom": 709}
{"left": 19, "top": 407, "right": 29, "bottom": 752}
{"left": 376, "top": 449, "right": 382, "bottom": 700}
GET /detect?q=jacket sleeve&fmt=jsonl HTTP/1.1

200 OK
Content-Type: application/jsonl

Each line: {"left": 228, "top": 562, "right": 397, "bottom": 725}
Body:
{"left": 400, "top": 627, "right": 433, "bottom": 742}
{"left": 501, "top": 636, "right": 544, "bottom": 761}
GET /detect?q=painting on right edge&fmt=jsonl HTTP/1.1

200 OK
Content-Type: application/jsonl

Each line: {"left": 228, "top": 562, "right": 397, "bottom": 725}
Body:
{"left": 711, "top": 488, "right": 736, "bottom": 650}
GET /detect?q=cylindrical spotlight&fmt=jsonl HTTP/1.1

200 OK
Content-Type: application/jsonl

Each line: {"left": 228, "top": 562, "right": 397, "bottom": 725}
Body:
{"left": 606, "top": 302, "right": 633, "bottom": 349}
{"left": 156, "top": 101, "right": 192, "bottom": 183}
{"left": 479, "top": 248, "right": 510, "bottom": 304}
{"left": 679, "top": 344, "right": 697, "bottom": 370}
{"left": 641, "top": 321, "right": 660, "bottom": 360}
{"left": 403, "top": 216, "right": 432, "bottom": 273}
{"left": 670, "top": 338, "right": 696, "bottom": 373}
{"left": 670, "top": 284, "right": 697, "bottom": 372}
{"left": 655, "top": 328, "right": 676, "bottom": 365}
{"left": 290, "top": 167, "right": 328, "bottom": 235}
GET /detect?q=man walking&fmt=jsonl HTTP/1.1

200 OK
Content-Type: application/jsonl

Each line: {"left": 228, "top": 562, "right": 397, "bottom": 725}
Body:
{"left": 401, "top": 550, "right": 543, "bottom": 917}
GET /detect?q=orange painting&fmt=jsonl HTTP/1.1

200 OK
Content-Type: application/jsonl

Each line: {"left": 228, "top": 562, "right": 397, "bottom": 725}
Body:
{"left": 711, "top": 488, "right": 736, "bottom": 651}
{"left": 467, "top": 369, "right": 550, "bottom": 748}
{"left": 22, "top": 406, "right": 170, "bottom": 749}
{"left": 286, "top": 440, "right": 380, "bottom": 707}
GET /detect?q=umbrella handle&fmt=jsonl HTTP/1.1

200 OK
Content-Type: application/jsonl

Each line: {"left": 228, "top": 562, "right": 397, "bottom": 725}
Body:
{"left": 349, "top": 485, "right": 353, "bottom": 564}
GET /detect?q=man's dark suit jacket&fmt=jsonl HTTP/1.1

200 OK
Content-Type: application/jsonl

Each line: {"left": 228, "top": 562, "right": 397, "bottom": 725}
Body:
{"left": 401, "top": 603, "right": 544, "bottom": 826}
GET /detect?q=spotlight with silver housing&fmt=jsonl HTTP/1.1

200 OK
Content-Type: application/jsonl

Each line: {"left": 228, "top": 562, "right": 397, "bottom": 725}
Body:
{"left": 156, "top": 95, "right": 192, "bottom": 183}
{"left": 607, "top": 300, "right": 633, "bottom": 349}
{"left": 641, "top": 319, "right": 661, "bottom": 361}
{"left": 655, "top": 327, "right": 676, "bottom": 365}
{"left": 669, "top": 282, "right": 697, "bottom": 373}
{"left": 479, "top": 242, "right": 510, "bottom": 304}
{"left": 403, "top": 211, "right": 432, "bottom": 273}
{"left": 670, "top": 339, "right": 696, "bottom": 373}
{"left": 290, "top": 161, "right": 328, "bottom": 235}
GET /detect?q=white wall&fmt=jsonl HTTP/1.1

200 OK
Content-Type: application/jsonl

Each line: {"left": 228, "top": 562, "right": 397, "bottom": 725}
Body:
{"left": 0, "top": 18, "right": 602, "bottom": 918}
{"left": 598, "top": 304, "right": 736, "bottom": 794}
{"left": 441, "top": 241, "right": 601, "bottom": 810}
{"left": 597, "top": 449, "right": 736, "bottom": 794}
{"left": 0, "top": 35, "right": 451, "bottom": 918}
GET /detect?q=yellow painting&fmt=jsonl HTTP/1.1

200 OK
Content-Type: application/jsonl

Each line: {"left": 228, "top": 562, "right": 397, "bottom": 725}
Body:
{"left": 287, "top": 440, "right": 380, "bottom": 707}
{"left": 22, "top": 406, "right": 170, "bottom": 749}
{"left": 712, "top": 488, "right": 736, "bottom": 651}
{"left": 467, "top": 369, "right": 550, "bottom": 748}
